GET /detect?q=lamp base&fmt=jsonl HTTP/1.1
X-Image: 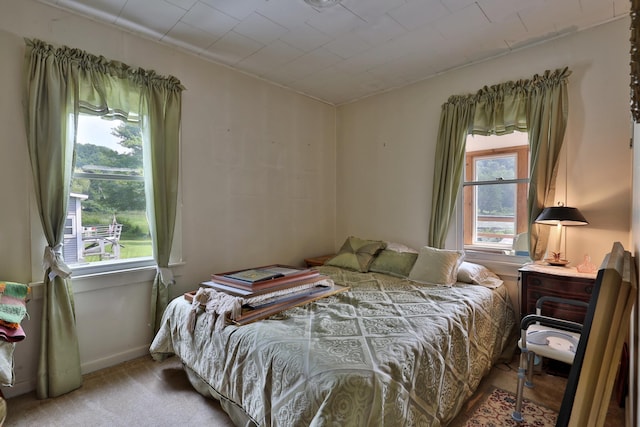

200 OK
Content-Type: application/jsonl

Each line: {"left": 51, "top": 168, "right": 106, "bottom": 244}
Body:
{"left": 545, "top": 258, "right": 570, "bottom": 266}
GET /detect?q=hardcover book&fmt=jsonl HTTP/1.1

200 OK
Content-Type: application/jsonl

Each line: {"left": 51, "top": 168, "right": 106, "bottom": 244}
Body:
{"left": 224, "top": 268, "right": 285, "bottom": 283}
{"left": 212, "top": 265, "right": 319, "bottom": 291}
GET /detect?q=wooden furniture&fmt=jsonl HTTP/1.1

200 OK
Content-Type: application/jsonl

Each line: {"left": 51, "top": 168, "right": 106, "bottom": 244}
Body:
{"left": 304, "top": 254, "right": 335, "bottom": 268}
{"left": 519, "top": 264, "right": 597, "bottom": 324}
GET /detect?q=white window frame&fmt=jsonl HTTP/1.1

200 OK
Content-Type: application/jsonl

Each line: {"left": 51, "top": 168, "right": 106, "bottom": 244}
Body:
{"left": 29, "top": 133, "right": 183, "bottom": 283}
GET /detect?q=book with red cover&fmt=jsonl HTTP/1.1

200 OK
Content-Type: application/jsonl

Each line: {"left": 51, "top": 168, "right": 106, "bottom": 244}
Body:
{"left": 202, "top": 274, "right": 325, "bottom": 297}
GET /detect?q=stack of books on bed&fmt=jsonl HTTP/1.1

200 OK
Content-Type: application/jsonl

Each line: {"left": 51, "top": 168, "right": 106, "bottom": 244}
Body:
{"left": 204, "top": 265, "right": 323, "bottom": 297}
{"left": 187, "top": 265, "right": 347, "bottom": 325}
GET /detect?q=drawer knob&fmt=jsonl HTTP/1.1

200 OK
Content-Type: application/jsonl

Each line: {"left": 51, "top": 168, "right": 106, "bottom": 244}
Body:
{"left": 585, "top": 285, "right": 593, "bottom": 294}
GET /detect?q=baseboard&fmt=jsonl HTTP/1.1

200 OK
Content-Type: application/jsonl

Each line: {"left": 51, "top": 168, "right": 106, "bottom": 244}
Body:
{"left": 1, "top": 344, "right": 150, "bottom": 399}
{"left": 2, "top": 378, "right": 36, "bottom": 399}
{"left": 80, "top": 345, "right": 151, "bottom": 375}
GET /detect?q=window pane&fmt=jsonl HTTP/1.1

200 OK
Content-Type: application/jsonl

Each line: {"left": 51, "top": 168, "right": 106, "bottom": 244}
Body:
{"left": 63, "top": 115, "right": 152, "bottom": 265}
{"left": 474, "top": 155, "right": 516, "bottom": 181}
{"left": 473, "top": 183, "right": 516, "bottom": 245}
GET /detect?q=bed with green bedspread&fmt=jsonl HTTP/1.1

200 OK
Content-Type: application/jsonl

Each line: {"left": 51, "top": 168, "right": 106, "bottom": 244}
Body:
{"left": 150, "top": 265, "right": 517, "bottom": 426}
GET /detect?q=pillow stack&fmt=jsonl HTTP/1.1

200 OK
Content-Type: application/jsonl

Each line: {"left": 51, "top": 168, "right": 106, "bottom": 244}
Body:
{"left": 325, "top": 236, "right": 386, "bottom": 272}
{"left": 325, "top": 236, "right": 502, "bottom": 288}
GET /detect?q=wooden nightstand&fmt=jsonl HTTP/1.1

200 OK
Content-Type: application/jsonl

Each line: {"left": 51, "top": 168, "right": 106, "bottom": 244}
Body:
{"left": 304, "top": 254, "right": 335, "bottom": 268}
{"left": 519, "top": 264, "right": 597, "bottom": 323}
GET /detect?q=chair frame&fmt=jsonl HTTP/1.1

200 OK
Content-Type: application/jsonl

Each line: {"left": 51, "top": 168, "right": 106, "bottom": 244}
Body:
{"left": 512, "top": 296, "right": 588, "bottom": 423}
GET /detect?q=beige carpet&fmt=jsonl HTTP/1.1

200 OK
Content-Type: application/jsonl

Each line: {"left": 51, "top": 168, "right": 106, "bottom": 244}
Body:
{"left": 4, "top": 355, "right": 626, "bottom": 426}
{"left": 4, "top": 356, "right": 235, "bottom": 427}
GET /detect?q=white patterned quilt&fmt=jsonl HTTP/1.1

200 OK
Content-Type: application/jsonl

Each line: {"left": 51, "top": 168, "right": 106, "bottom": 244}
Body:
{"left": 150, "top": 266, "right": 517, "bottom": 426}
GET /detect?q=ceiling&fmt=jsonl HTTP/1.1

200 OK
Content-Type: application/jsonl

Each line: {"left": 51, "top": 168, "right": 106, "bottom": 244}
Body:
{"left": 37, "top": 0, "right": 628, "bottom": 105}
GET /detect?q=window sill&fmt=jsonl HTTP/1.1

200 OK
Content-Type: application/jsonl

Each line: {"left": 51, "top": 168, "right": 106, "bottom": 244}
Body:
{"left": 464, "top": 249, "right": 530, "bottom": 265}
{"left": 28, "top": 259, "right": 185, "bottom": 299}
{"left": 70, "top": 257, "right": 156, "bottom": 278}
{"left": 464, "top": 249, "right": 531, "bottom": 278}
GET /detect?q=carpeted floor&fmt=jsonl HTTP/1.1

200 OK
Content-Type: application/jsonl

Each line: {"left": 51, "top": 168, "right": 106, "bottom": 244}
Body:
{"left": 450, "top": 387, "right": 557, "bottom": 427}
{"left": 4, "top": 356, "right": 235, "bottom": 427}
{"left": 3, "top": 354, "right": 626, "bottom": 426}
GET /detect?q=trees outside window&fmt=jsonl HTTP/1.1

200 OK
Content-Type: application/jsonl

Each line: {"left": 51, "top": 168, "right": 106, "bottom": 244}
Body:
{"left": 64, "top": 114, "right": 152, "bottom": 264}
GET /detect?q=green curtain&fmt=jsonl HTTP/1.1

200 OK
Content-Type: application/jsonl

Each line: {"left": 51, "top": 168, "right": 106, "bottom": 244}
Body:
{"left": 525, "top": 68, "right": 571, "bottom": 260}
{"left": 140, "top": 76, "right": 183, "bottom": 334}
{"left": 428, "top": 96, "right": 475, "bottom": 248}
{"left": 23, "top": 39, "right": 83, "bottom": 399}
{"left": 428, "top": 68, "right": 570, "bottom": 256}
{"left": 23, "top": 38, "right": 183, "bottom": 397}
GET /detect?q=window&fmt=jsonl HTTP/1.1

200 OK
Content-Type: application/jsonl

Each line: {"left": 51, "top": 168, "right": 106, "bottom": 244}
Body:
{"left": 63, "top": 114, "right": 153, "bottom": 267}
{"left": 463, "top": 132, "right": 529, "bottom": 254}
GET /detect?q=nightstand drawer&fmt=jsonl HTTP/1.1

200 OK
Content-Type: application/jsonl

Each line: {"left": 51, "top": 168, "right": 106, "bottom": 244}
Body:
{"left": 520, "top": 267, "right": 596, "bottom": 324}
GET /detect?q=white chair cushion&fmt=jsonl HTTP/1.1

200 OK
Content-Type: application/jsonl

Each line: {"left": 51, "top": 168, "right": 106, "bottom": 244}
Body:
{"left": 518, "top": 323, "right": 580, "bottom": 365}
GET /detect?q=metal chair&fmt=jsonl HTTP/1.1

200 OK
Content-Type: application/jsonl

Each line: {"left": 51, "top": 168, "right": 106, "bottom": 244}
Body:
{"left": 511, "top": 296, "right": 589, "bottom": 423}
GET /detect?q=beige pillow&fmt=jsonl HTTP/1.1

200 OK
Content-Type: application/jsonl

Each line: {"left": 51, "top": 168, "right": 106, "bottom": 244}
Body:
{"left": 325, "top": 236, "right": 386, "bottom": 272}
{"left": 456, "top": 262, "right": 503, "bottom": 288}
{"left": 408, "top": 246, "right": 465, "bottom": 286}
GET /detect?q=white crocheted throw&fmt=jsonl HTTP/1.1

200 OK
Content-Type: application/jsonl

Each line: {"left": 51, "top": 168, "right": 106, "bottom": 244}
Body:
{"left": 187, "top": 278, "right": 334, "bottom": 332}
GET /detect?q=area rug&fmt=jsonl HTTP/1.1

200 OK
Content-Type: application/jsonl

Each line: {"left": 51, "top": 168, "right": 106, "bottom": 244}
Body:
{"left": 456, "top": 387, "right": 558, "bottom": 427}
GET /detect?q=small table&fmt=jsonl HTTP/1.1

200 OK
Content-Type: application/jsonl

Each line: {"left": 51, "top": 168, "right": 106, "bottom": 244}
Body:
{"left": 519, "top": 263, "right": 597, "bottom": 323}
{"left": 304, "top": 254, "right": 335, "bottom": 268}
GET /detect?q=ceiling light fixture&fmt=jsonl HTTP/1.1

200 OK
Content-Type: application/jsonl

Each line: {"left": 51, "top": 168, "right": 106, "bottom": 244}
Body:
{"left": 304, "top": 0, "right": 342, "bottom": 8}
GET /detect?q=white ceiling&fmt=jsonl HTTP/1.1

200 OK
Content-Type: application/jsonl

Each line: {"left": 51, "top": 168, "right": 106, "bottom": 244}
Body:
{"left": 37, "top": 0, "right": 628, "bottom": 105}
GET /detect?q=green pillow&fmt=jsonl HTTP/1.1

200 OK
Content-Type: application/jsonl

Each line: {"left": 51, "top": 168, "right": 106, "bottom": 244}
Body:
{"left": 325, "top": 236, "right": 386, "bottom": 272}
{"left": 369, "top": 249, "right": 418, "bottom": 277}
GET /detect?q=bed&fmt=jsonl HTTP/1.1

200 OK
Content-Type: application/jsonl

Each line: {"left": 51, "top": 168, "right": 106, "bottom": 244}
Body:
{"left": 150, "top": 242, "right": 517, "bottom": 426}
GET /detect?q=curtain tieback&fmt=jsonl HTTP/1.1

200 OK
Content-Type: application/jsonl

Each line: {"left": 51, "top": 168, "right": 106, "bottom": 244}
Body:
{"left": 43, "top": 245, "right": 72, "bottom": 281}
{"left": 157, "top": 267, "right": 175, "bottom": 287}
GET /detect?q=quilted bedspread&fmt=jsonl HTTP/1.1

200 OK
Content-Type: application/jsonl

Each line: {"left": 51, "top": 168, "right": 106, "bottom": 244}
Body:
{"left": 150, "top": 266, "right": 517, "bottom": 426}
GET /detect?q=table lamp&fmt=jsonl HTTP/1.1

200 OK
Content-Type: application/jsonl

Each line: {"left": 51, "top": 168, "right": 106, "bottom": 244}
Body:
{"left": 535, "top": 202, "right": 588, "bottom": 265}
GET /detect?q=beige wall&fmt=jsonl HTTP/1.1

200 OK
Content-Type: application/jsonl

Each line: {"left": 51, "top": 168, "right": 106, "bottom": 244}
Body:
{"left": 0, "top": 0, "right": 336, "bottom": 396}
{"left": 336, "top": 17, "right": 632, "bottom": 267}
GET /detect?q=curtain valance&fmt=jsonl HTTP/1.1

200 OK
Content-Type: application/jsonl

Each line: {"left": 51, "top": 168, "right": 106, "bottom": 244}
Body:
{"left": 26, "top": 38, "right": 184, "bottom": 121}
{"left": 439, "top": 68, "right": 570, "bottom": 137}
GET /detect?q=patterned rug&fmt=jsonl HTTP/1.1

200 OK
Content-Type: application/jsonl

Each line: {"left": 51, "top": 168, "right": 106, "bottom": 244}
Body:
{"left": 457, "top": 387, "right": 558, "bottom": 427}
